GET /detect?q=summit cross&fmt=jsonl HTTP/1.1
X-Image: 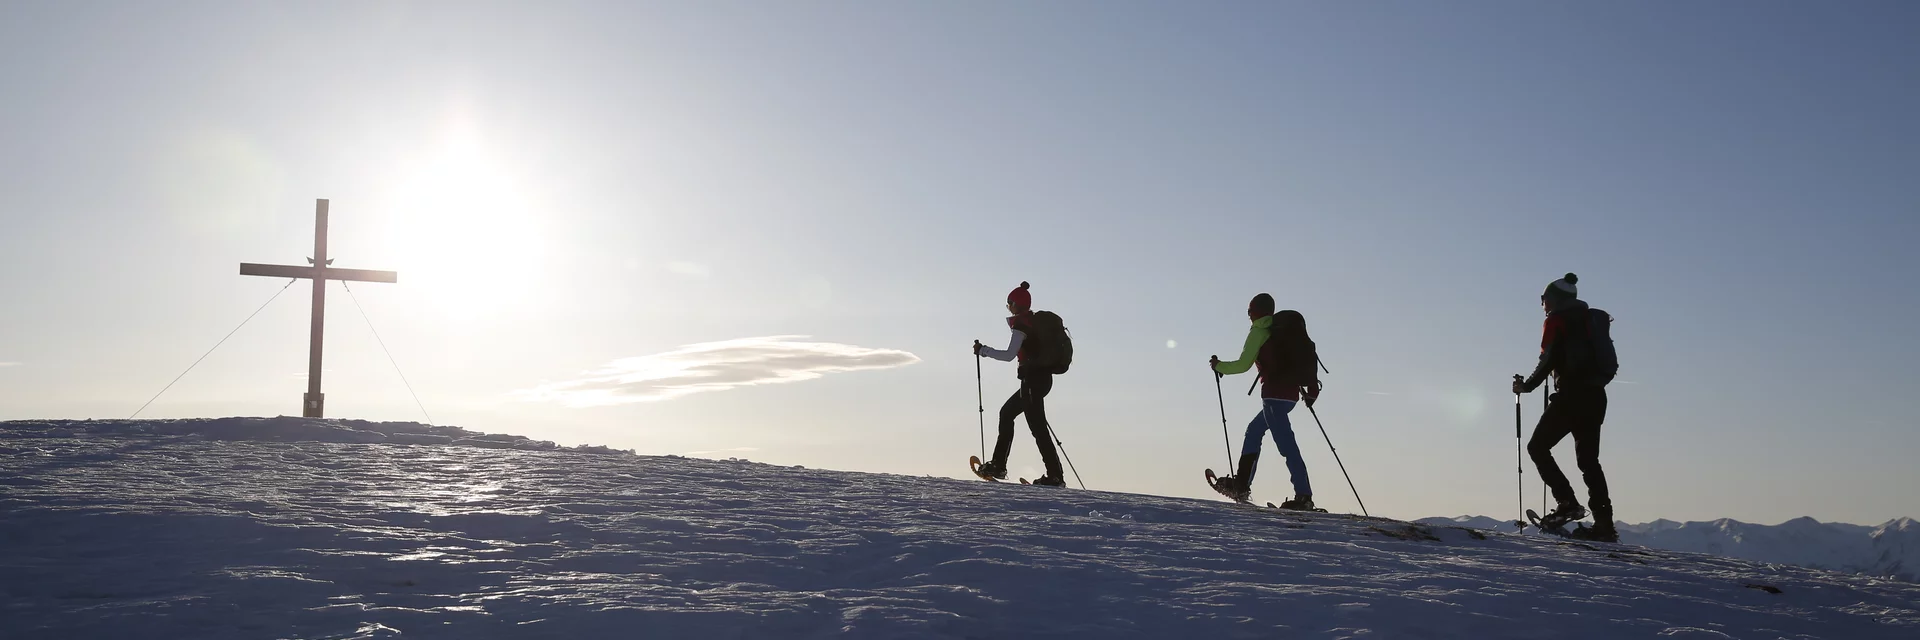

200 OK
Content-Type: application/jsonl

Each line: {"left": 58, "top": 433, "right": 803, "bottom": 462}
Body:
{"left": 239, "top": 199, "right": 397, "bottom": 418}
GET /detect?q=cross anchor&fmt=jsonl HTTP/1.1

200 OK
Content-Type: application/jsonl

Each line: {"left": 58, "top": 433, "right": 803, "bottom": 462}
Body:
{"left": 240, "top": 199, "right": 397, "bottom": 418}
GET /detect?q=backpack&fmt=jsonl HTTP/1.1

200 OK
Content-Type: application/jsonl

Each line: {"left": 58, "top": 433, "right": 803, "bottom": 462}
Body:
{"left": 1271, "top": 310, "right": 1318, "bottom": 386}
{"left": 1024, "top": 310, "right": 1074, "bottom": 375}
{"left": 1560, "top": 308, "right": 1618, "bottom": 386}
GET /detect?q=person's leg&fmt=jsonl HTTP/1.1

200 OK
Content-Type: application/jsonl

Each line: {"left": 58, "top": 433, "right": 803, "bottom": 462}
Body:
{"left": 1528, "top": 394, "right": 1579, "bottom": 507}
{"left": 991, "top": 382, "right": 1026, "bottom": 469}
{"left": 1236, "top": 405, "right": 1272, "bottom": 487}
{"left": 1022, "top": 374, "right": 1062, "bottom": 478}
{"left": 1570, "top": 388, "right": 1611, "bottom": 522}
{"left": 1263, "top": 399, "right": 1312, "bottom": 498}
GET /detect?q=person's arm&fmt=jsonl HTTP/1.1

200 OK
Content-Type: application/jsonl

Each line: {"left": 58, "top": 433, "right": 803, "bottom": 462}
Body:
{"left": 978, "top": 329, "right": 1026, "bottom": 362}
{"left": 1212, "top": 326, "right": 1268, "bottom": 376}
{"left": 1521, "top": 315, "right": 1565, "bottom": 392}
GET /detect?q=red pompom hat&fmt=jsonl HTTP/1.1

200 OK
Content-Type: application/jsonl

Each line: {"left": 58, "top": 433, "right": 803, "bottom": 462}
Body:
{"left": 1006, "top": 281, "right": 1032, "bottom": 312}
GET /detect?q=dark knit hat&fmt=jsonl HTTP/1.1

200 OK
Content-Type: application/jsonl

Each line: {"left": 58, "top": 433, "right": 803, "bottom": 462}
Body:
{"left": 1249, "top": 293, "right": 1275, "bottom": 316}
{"left": 1542, "top": 273, "right": 1579, "bottom": 301}
{"left": 1007, "top": 281, "right": 1032, "bottom": 311}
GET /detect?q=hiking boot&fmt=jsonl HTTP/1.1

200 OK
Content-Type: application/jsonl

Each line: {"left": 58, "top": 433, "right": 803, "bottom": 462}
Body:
{"left": 1212, "top": 475, "right": 1249, "bottom": 501}
{"left": 1540, "top": 501, "right": 1589, "bottom": 528}
{"left": 1029, "top": 475, "right": 1066, "bottom": 487}
{"left": 1278, "top": 494, "right": 1316, "bottom": 511}
{"left": 975, "top": 460, "right": 1008, "bottom": 481}
{"left": 1569, "top": 522, "right": 1619, "bottom": 543}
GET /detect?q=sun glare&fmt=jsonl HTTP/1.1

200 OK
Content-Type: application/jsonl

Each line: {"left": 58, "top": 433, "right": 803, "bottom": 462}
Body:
{"left": 377, "top": 127, "right": 548, "bottom": 325}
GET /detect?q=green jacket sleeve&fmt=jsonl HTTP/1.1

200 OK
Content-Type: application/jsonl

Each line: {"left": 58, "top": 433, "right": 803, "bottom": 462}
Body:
{"left": 1214, "top": 325, "right": 1268, "bottom": 376}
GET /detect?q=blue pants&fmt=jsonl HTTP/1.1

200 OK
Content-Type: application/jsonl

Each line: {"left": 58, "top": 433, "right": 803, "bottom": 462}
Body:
{"left": 1242, "top": 399, "right": 1311, "bottom": 497}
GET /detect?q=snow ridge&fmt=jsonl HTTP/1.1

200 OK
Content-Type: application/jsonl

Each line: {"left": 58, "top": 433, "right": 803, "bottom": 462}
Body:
{"left": 1418, "top": 514, "right": 1920, "bottom": 584}
{"left": 6, "top": 418, "right": 1920, "bottom": 639}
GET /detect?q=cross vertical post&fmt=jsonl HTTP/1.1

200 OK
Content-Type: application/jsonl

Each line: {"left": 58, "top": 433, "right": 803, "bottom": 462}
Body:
{"left": 305, "top": 200, "right": 329, "bottom": 417}
{"left": 240, "top": 198, "right": 398, "bottom": 418}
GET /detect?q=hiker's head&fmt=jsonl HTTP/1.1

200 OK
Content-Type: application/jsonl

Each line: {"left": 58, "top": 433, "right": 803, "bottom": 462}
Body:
{"left": 1006, "top": 281, "right": 1032, "bottom": 314}
{"left": 1541, "top": 273, "right": 1579, "bottom": 313}
{"left": 1248, "top": 293, "right": 1275, "bottom": 321}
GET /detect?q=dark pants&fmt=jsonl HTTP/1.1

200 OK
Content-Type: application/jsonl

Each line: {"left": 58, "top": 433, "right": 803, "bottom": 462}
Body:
{"left": 991, "top": 372, "right": 1062, "bottom": 478}
{"left": 1528, "top": 386, "right": 1611, "bottom": 519}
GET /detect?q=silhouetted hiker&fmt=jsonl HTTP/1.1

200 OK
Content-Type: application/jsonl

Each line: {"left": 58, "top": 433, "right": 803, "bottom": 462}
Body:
{"left": 973, "top": 281, "right": 1072, "bottom": 487}
{"left": 1209, "top": 293, "right": 1320, "bottom": 509}
{"left": 1515, "top": 273, "right": 1620, "bottom": 543}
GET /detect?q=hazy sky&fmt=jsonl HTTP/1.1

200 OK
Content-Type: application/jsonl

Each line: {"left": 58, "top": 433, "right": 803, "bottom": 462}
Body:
{"left": 4, "top": 1, "right": 1916, "bottom": 525}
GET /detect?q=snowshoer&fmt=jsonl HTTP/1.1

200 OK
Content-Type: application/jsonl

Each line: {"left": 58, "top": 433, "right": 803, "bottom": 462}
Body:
{"left": 974, "top": 282, "right": 1068, "bottom": 487}
{"left": 1514, "top": 273, "right": 1620, "bottom": 543}
{"left": 1210, "top": 293, "right": 1321, "bottom": 509}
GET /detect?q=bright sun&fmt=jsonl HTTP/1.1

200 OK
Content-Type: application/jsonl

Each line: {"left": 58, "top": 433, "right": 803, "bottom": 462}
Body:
{"left": 378, "top": 127, "right": 548, "bottom": 324}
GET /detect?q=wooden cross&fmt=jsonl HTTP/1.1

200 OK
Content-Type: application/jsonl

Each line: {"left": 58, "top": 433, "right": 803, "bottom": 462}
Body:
{"left": 239, "top": 199, "right": 397, "bottom": 418}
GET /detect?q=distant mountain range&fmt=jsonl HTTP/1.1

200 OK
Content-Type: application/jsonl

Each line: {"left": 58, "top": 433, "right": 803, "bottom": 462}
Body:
{"left": 1417, "top": 515, "right": 1920, "bottom": 583}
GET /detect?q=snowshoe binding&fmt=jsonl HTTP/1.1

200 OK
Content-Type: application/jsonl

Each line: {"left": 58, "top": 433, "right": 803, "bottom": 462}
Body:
{"left": 1205, "top": 469, "right": 1251, "bottom": 503}
{"left": 1526, "top": 503, "right": 1590, "bottom": 538}
{"left": 1028, "top": 475, "right": 1065, "bottom": 487}
{"left": 1567, "top": 523, "right": 1620, "bottom": 543}
{"left": 1265, "top": 501, "right": 1330, "bottom": 514}
{"left": 969, "top": 456, "right": 1006, "bottom": 482}
{"left": 1277, "top": 494, "right": 1316, "bottom": 511}
{"left": 1533, "top": 502, "right": 1588, "bottom": 530}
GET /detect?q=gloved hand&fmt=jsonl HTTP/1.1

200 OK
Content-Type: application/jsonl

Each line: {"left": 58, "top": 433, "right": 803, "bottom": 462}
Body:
{"left": 1304, "top": 381, "right": 1322, "bottom": 408}
{"left": 1209, "top": 355, "right": 1222, "bottom": 377}
{"left": 1511, "top": 375, "right": 1528, "bottom": 395}
{"left": 973, "top": 340, "right": 983, "bottom": 355}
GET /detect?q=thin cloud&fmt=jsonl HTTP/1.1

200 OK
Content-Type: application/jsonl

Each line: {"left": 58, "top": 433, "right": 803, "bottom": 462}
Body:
{"left": 1366, "top": 391, "right": 1393, "bottom": 396}
{"left": 516, "top": 335, "right": 920, "bottom": 407}
{"left": 0, "top": 361, "right": 21, "bottom": 367}
{"left": 666, "top": 261, "right": 712, "bottom": 278}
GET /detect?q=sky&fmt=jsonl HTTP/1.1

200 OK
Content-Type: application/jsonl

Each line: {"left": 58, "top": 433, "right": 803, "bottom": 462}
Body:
{"left": 3, "top": 1, "right": 1917, "bottom": 526}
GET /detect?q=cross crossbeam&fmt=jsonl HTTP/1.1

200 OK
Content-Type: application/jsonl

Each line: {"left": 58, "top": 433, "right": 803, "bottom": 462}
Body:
{"left": 239, "top": 199, "right": 398, "bottom": 417}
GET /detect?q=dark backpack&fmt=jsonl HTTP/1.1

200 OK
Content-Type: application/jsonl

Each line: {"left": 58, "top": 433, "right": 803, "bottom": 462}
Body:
{"left": 1561, "top": 308, "right": 1618, "bottom": 386}
{"left": 1272, "top": 310, "right": 1318, "bottom": 386}
{"left": 1024, "top": 310, "right": 1074, "bottom": 375}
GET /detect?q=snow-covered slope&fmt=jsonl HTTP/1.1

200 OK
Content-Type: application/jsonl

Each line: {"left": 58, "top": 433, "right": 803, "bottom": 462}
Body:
{"left": 1419, "top": 514, "right": 1920, "bottom": 584}
{"left": 6, "top": 418, "right": 1920, "bottom": 639}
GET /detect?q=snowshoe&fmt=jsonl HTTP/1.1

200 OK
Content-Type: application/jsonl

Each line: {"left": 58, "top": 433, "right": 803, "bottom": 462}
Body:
{"left": 1028, "top": 475, "right": 1065, "bottom": 487}
{"left": 1535, "top": 502, "right": 1588, "bottom": 530}
{"left": 1204, "top": 469, "right": 1251, "bottom": 503}
{"left": 1265, "top": 501, "right": 1330, "bottom": 514}
{"left": 1525, "top": 509, "right": 1573, "bottom": 537}
{"left": 969, "top": 456, "right": 1006, "bottom": 482}
{"left": 1277, "top": 495, "right": 1316, "bottom": 511}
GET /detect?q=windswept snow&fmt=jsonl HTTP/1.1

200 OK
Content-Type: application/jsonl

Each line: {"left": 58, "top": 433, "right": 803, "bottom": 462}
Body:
{"left": 5, "top": 418, "right": 1920, "bottom": 639}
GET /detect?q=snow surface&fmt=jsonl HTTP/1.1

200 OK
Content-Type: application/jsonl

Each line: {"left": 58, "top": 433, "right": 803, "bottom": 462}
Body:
{"left": 6, "top": 418, "right": 1920, "bottom": 639}
{"left": 1416, "top": 515, "right": 1920, "bottom": 584}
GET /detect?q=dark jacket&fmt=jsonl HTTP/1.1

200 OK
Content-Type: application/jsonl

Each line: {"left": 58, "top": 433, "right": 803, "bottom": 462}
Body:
{"left": 1524, "top": 300, "right": 1614, "bottom": 391}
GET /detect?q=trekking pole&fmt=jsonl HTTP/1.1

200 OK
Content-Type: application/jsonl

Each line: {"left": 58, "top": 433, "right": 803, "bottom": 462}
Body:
{"left": 1304, "top": 403, "right": 1367, "bottom": 517}
{"left": 1046, "top": 424, "right": 1087, "bottom": 490}
{"left": 1513, "top": 374, "right": 1525, "bottom": 529}
{"left": 1215, "top": 372, "right": 1234, "bottom": 471}
{"left": 975, "top": 348, "right": 986, "bottom": 461}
